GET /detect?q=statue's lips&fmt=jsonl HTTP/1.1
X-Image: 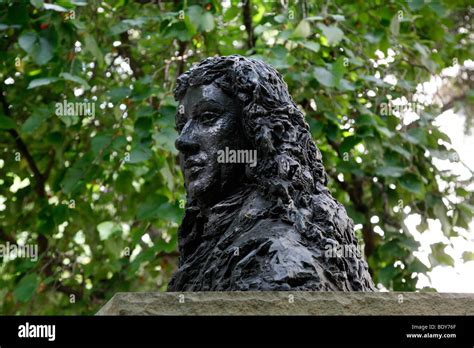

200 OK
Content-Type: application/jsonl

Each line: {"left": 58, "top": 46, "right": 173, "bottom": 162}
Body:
{"left": 184, "top": 159, "right": 205, "bottom": 177}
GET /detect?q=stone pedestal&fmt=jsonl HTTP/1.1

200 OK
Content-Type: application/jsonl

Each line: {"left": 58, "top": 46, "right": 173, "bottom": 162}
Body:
{"left": 97, "top": 292, "right": 474, "bottom": 316}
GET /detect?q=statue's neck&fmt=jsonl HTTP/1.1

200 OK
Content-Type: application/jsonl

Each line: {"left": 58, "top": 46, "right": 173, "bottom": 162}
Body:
{"left": 178, "top": 185, "right": 253, "bottom": 262}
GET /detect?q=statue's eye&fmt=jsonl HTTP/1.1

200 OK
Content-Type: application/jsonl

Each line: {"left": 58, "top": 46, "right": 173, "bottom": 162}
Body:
{"left": 200, "top": 111, "right": 219, "bottom": 125}
{"left": 176, "top": 117, "right": 187, "bottom": 133}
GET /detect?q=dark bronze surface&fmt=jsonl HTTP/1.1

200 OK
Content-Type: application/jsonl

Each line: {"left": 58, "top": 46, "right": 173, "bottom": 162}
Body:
{"left": 168, "top": 55, "right": 375, "bottom": 291}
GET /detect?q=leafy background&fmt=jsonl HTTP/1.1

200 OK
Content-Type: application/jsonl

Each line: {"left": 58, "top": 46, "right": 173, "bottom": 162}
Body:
{"left": 0, "top": 0, "right": 473, "bottom": 314}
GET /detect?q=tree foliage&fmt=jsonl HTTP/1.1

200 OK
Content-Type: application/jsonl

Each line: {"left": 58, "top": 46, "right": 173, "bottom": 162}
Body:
{"left": 0, "top": 0, "right": 473, "bottom": 314}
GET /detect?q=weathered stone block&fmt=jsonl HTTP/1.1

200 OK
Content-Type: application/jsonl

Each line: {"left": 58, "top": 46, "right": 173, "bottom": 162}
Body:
{"left": 97, "top": 292, "right": 474, "bottom": 316}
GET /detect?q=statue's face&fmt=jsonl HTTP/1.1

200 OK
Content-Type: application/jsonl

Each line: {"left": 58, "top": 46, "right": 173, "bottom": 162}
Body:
{"left": 176, "top": 84, "right": 247, "bottom": 204}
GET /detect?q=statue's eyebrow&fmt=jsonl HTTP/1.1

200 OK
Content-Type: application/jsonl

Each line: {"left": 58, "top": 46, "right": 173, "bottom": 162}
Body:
{"left": 192, "top": 99, "right": 225, "bottom": 114}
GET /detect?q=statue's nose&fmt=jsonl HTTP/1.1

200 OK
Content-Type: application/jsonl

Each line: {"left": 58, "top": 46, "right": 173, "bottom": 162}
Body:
{"left": 175, "top": 126, "right": 199, "bottom": 154}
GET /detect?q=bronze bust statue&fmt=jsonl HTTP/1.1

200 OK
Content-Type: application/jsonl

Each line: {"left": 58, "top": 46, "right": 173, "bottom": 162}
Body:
{"left": 167, "top": 55, "right": 376, "bottom": 291}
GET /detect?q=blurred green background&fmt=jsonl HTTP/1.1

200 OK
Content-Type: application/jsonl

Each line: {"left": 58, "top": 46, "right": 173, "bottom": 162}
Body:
{"left": 0, "top": 0, "right": 473, "bottom": 314}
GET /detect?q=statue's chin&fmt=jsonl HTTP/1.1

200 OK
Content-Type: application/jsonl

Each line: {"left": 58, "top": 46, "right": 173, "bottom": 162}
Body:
{"left": 186, "top": 176, "right": 216, "bottom": 204}
{"left": 185, "top": 164, "right": 245, "bottom": 206}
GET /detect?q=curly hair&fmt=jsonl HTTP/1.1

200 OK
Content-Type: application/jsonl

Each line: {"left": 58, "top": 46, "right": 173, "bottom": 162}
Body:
{"left": 175, "top": 55, "right": 328, "bottom": 208}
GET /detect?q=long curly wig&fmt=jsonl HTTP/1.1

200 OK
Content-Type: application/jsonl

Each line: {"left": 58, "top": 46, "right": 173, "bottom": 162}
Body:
{"left": 170, "top": 55, "right": 375, "bottom": 291}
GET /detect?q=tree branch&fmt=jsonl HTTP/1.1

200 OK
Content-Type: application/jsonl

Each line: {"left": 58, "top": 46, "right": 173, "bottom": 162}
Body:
{"left": 119, "top": 30, "right": 141, "bottom": 77}
{"left": 43, "top": 148, "right": 56, "bottom": 181}
{"left": 242, "top": 0, "right": 255, "bottom": 50}
{"left": 326, "top": 137, "right": 377, "bottom": 259}
{"left": 0, "top": 90, "right": 46, "bottom": 197}
{"left": 440, "top": 92, "right": 469, "bottom": 113}
{"left": 176, "top": 40, "right": 188, "bottom": 77}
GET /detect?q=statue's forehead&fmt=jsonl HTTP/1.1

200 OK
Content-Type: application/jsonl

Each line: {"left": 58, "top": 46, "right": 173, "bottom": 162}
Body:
{"left": 182, "top": 84, "right": 234, "bottom": 110}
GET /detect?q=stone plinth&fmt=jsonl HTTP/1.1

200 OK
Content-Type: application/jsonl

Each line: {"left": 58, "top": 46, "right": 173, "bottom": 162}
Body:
{"left": 96, "top": 292, "right": 474, "bottom": 316}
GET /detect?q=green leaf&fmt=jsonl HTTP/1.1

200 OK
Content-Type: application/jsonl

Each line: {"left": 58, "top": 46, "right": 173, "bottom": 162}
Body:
{"left": 111, "top": 135, "right": 127, "bottom": 151}
{"left": 397, "top": 236, "right": 420, "bottom": 250}
{"left": 313, "top": 67, "right": 334, "bottom": 87}
{"left": 429, "top": 242, "right": 454, "bottom": 267}
{"left": 18, "top": 31, "right": 53, "bottom": 65}
{"left": 13, "top": 273, "right": 39, "bottom": 302}
{"left": 417, "top": 220, "right": 429, "bottom": 233}
{"left": 378, "top": 264, "right": 400, "bottom": 287}
{"left": 43, "top": 3, "right": 68, "bottom": 11}
{"left": 84, "top": 34, "right": 104, "bottom": 67}
{"left": 97, "top": 221, "right": 121, "bottom": 240}
{"left": 361, "top": 75, "right": 389, "bottom": 87}
{"left": 399, "top": 173, "right": 424, "bottom": 194}
{"left": 0, "top": 116, "right": 16, "bottom": 130}
{"left": 317, "top": 23, "right": 344, "bottom": 45}
{"left": 313, "top": 59, "right": 346, "bottom": 88}
{"left": 165, "top": 21, "right": 193, "bottom": 41}
{"left": 16, "top": 259, "right": 37, "bottom": 273}
{"left": 30, "top": 0, "right": 44, "bottom": 8}
{"left": 21, "top": 108, "right": 50, "bottom": 133}
{"left": 71, "top": 19, "right": 86, "bottom": 30}
{"left": 301, "top": 41, "right": 320, "bottom": 53}
{"left": 340, "top": 136, "right": 361, "bottom": 153}
{"left": 109, "top": 18, "right": 146, "bottom": 35}
{"left": 331, "top": 57, "right": 346, "bottom": 88}
{"left": 129, "top": 144, "right": 152, "bottom": 163}
{"left": 330, "top": 14, "right": 345, "bottom": 22}
{"left": 387, "top": 144, "right": 411, "bottom": 160}
{"left": 390, "top": 14, "right": 400, "bottom": 36}
{"left": 137, "top": 194, "right": 168, "bottom": 220}
{"left": 224, "top": 6, "right": 240, "bottom": 21}
{"left": 305, "top": 16, "right": 324, "bottom": 21}
{"left": 18, "top": 31, "right": 37, "bottom": 52}
{"left": 293, "top": 20, "right": 311, "bottom": 38}
{"left": 433, "top": 203, "right": 451, "bottom": 236}
{"left": 139, "top": 200, "right": 181, "bottom": 222}
{"left": 406, "top": 258, "right": 430, "bottom": 273}
{"left": 375, "top": 125, "right": 394, "bottom": 138}
{"left": 115, "top": 170, "right": 133, "bottom": 193}
{"left": 404, "top": 127, "right": 427, "bottom": 146}
{"left": 27, "top": 77, "right": 59, "bottom": 89}
{"left": 462, "top": 251, "right": 474, "bottom": 262}
{"left": 154, "top": 128, "right": 178, "bottom": 155}
{"left": 91, "top": 134, "right": 113, "bottom": 156}
{"left": 375, "top": 166, "right": 405, "bottom": 178}
{"left": 339, "top": 79, "right": 355, "bottom": 91}
{"left": 187, "top": 5, "right": 215, "bottom": 32}
{"left": 60, "top": 155, "right": 91, "bottom": 194}
{"left": 108, "top": 87, "right": 131, "bottom": 102}
{"left": 134, "top": 117, "right": 152, "bottom": 139}
{"left": 61, "top": 72, "right": 91, "bottom": 90}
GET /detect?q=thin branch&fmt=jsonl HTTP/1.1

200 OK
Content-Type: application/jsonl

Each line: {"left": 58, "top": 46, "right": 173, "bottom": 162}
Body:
{"left": 176, "top": 40, "right": 188, "bottom": 77}
{"left": 440, "top": 92, "right": 469, "bottom": 113}
{"left": 243, "top": 0, "right": 255, "bottom": 50}
{"left": 0, "top": 90, "right": 46, "bottom": 197}
{"left": 325, "top": 137, "right": 377, "bottom": 258}
{"left": 43, "top": 148, "right": 56, "bottom": 181}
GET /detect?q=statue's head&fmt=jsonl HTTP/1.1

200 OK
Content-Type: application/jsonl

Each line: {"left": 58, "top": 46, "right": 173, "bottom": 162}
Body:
{"left": 174, "top": 55, "right": 327, "bottom": 207}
